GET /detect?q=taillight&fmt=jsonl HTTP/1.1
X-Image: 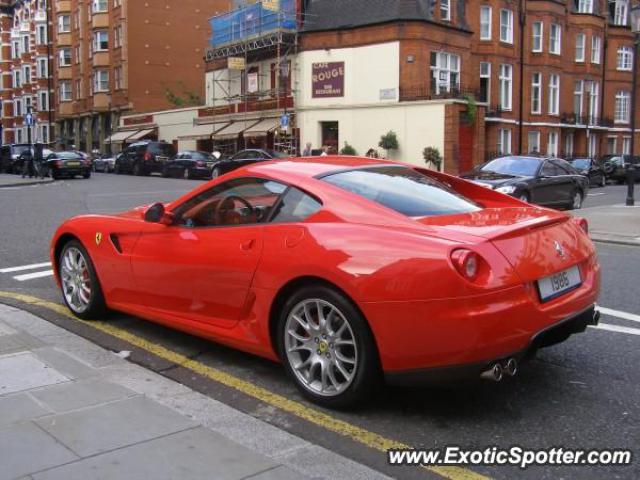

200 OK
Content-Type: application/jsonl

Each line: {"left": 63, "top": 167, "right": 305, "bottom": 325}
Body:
{"left": 54, "top": 160, "right": 62, "bottom": 167}
{"left": 451, "top": 249, "right": 483, "bottom": 282}
{"left": 83, "top": 160, "right": 91, "bottom": 166}
{"left": 144, "top": 152, "right": 152, "bottom": 161}
{"left": 576, "top": 218, "right": 589, "bottom": 234}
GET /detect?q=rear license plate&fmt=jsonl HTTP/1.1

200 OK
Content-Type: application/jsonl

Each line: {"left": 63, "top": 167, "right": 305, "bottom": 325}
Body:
{"left": 537, "top": 266, "right": 582, "bottom": 302}
{"left": 157, "top": 156, "right": 168, "bottom": 163}
{"left": 66, "top": 161, "right": 81, "bottom": 167}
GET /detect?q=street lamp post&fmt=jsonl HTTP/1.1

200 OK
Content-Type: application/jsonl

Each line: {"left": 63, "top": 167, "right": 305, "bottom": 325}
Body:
{"left": 627, "top": 4, "right": 640, "bottom": 206}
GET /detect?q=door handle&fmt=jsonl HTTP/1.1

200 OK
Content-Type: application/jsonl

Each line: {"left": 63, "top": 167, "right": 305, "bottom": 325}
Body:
{"left": 240, "top": 239, "right": 256, "bottom": 251}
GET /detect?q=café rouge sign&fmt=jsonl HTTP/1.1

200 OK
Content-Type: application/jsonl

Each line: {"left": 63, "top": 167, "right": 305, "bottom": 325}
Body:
{"left": 312, "top": 62, "right": 345, "bottom": 98}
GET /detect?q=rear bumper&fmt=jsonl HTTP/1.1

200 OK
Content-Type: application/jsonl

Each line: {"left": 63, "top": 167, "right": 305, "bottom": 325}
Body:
{"left": 55, "top": 167, "right": 91, "bottom": 176}
{"left": 385, "top": 306, "right": 600, "bottom": 385}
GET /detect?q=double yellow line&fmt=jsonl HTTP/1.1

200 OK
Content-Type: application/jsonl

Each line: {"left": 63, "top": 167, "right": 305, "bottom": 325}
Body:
{"left": 0, "top": 290, "right": 489, "bottom": 480}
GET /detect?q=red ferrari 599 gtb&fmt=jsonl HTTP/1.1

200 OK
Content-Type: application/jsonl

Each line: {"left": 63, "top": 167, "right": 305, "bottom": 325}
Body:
{"left": 51, "top": 157, "right": 600, "bottom": 408}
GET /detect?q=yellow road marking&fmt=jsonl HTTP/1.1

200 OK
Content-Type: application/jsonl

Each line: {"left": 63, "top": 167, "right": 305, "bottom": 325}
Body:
{"left": 0, "top": 290, "right": 489, "bottom": 480}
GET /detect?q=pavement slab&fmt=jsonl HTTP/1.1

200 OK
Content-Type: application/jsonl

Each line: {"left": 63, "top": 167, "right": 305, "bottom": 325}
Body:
{"left": 0, "top": 421, "right": 78, "bottom": 479}
{"left": 0, "top": 352, "right": 70, "bottom": 396}
{"left": 0, "top": 393, "right": 51, "bottom": 427}
{"left": 31, "top": 427, "right": 284, "bottom": 480}
{"left": 35, "top": 395, "right": 199, "bottom": 457}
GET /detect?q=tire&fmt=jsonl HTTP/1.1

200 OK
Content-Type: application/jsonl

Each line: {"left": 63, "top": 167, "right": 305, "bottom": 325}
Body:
{"left": 115, "top": 163, "right": 122, "bottom": 175}
{"left": 83, "top": 172, "right": 91, "bottom": 179}
{"left": 569, "top": 190, "right": 583, "bottom": 210}
{"left": 211, "top": 167, "right": 221, "bottom": 179}
{"left": 58, "top": 240, "right": 106, "bottom": 319}
{"left": 518, "top": 192, "right": 530, "bottom": 203}
{"left": 51, "top": 171, "right": 59, "bottom": 180}
{"left": 276, "top": 285, "right": 380, "bottom": 409}
{"left": 600, "top": 175, "right": 606, "bottom": 188}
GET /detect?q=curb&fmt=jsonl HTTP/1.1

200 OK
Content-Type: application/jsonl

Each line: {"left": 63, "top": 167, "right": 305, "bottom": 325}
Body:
{"left": 0, "top": 178, "right": 54, "bottom": 189}
{"left": 591, "top": 235, "right": 640, "bottom": 247}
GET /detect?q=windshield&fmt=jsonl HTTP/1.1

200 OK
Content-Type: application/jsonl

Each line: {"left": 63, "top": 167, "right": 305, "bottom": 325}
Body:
{"left": 190, "top": 152, "right": 213, "bottom": 160}
{"left": 148, "top": 143, "right": 176, "bottom": 157}
{"left": 269, "top": 151, "right": 290, "bottom": 159}
{"left": 481, "top": 157, "right": 541, "bottom": 176}
{"left": 570, "top": 159, "right": 591, "bottom": 169}
{"left": 323, "top": 166, "right": 481, "bottom": 217}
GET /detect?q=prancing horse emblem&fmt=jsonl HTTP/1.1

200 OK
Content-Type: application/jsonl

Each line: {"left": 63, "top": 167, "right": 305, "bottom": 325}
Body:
{"left": 554, "top": 241, "right": 565, "bottom": 258}
{"left": 95, "top": 232, "right": 103, "bottom": 246}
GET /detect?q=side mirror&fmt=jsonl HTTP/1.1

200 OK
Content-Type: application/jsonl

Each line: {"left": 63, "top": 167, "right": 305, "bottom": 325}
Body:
{"left": 144, "top": 203, "right": 174, "bottom": 225}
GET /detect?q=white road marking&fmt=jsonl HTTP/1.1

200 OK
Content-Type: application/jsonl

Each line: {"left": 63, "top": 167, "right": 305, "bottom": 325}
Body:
{"left": 590, "top": 323, "right": 640, "bottom": 336}
{"left": 599, "top": 307, "right": 640, "bottom": 324}
{"left": 13, "top": 270, "right": 54, "bottom": 282}
{"left": 89, "top": 190, "right": 186, "bottom": 197}
{"left": 587, "top": 193, "right": 606, "bottom": 196}
{"left": 0, "top": 262, "right": 52, "bottom": 273}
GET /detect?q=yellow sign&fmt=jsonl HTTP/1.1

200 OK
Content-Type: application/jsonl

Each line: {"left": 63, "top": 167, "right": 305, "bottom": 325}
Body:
{"left": 227, "top": 57, "right": 246, "bottom": 70}
{"left": 262, "top": 0, "right": 279, "bottom": 12}
{"left": 95, "top": 233, "right": 103, "bottom": 246}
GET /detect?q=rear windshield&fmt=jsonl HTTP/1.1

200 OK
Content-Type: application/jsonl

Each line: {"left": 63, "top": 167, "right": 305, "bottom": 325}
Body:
{"left": 322, "top": 166, "right": 481, "bottom": 217}
{"left": 570, "top": 159, "right": 590, "bottom": 169}
{"left": 57, "top": 152, "right": 83, "bottom": 159}
{"left": 148, "top": 143, "right": 176, "bottom": 156}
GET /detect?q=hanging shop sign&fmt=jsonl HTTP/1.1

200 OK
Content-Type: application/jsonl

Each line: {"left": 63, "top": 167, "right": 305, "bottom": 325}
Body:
{"left": 228, "top": 57, "right": 246, "bottom": 70}
{"left": 312, "top": 62, "right": 345, "bottom": 98}
{"left": 247, "top": 72, "right": 259, "bottom": 93}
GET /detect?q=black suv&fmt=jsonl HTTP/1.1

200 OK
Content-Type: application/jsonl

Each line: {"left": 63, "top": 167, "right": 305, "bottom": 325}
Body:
{"left": 0, "top": 144, "right": 32, "bottom": 173}
{"left": 608, "top": 155, "right": 640, "bottom": 184}
{"left": 114, "top": 141, "right": 176, "bottom": 176}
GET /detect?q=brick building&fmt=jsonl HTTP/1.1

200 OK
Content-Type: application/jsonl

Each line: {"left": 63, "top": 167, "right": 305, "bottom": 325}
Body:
{"left": 0, "top": 0, "right": 54, "bottom": 146}
{"left": 298, "top": 0, "right": 639, "bottom": 173}
{"left": 52, "top": 0, "right": 230, "bottom": 153}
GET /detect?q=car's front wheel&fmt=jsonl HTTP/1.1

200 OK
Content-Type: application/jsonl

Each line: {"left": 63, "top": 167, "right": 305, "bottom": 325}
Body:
{"left": 277, "top": 285, "right": 380, "bottom": 409}
{"left": 569, "top": 190, "right": 584, "bottom": 210}
{"left": 211, "top": 167, "right": 221, "bottom": 179}
{"left": 59, "top": 240, "right": 106, "bottom": 319}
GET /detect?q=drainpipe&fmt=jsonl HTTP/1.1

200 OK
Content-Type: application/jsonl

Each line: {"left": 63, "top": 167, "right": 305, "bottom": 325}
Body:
{"left": 518, "top": 0, "right": 526, "bottom": 155}
{"left": 45, "top": 0, "right": 53, "bottom": 144}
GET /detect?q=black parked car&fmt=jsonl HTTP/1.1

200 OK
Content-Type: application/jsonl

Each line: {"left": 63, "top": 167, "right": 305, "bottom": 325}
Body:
{"left": 461, "top": 156, "right": 589, "bottom": 210}
{"left": 0, "top": 144, "right": 33, "bottom": 173}
{"left": 607, "top": 155, "right": 640, "bottom": 184}
{"left": 162, "top": 151, "right": 216, "bottom": 179}
{"left": 210, "top": 149, "right": 290, "bottom": 178}
{"left": 569, "top": 157, "right": 607, "bottom": 188}
{"left": 114, "top": 141, "right": 176, "bottom": 176}
{"left": 45, "top": 151, "right": 91, "bottom": 179}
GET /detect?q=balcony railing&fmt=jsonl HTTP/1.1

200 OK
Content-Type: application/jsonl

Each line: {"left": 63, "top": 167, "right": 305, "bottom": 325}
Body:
{"left": 561, "top": 112, "right": 613, "bottom": 127}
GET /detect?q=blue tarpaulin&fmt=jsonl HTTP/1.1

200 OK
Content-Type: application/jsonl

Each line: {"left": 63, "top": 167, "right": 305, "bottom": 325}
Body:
{"left": 210, "top": 0, "right": 297, "bottom": 47}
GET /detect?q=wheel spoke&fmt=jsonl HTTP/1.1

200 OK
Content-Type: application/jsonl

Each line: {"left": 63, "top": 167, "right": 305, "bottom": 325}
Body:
{"left": 316, "top": 301, "right": 326, "bottom": 330}
{"left": 292, "top": 314, "right": 310, "bottom": 332}
{"left": 334, "top": 358, "right": 351, "bottom": 380}
{"left": 287, "top": 329, "right": 309, "bottom": 343}
{"left": 335, "top": 338, "right": 355, "bottom": 347}
{"left": 320, "top": 361, "right": 328, "bottom": 393}
{"left": 327, "top": 364, "right": 340, "bottom": 390}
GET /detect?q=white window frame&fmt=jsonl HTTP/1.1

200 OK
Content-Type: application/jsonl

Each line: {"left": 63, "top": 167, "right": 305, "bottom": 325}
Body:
{"left": 614, "top": 0, "right": 629, "bottom": 26}
{"left": 528, "top": 131, "right": 541, "bottom": 154}
{"left": 547, "top": 131, "right": 559, "bottom": 157}
{"left": 92, "top": 0, "right": 108, "bottom": 12}
{"left": 548, "top": 74, "right": 560, "bottom": 115}
{"left": 575, "top": 33, "right": 585, "bottom": 62}
{"left": 531, "top": 72, "right": 542, "bottom": 114}
{"left": 480, "top": 6, "right": 492, "bottom": 40}
{"left": 37, "top": 57, "right": 48, "bottom": 78}
{"left": 565, "top": 132, "right": 574, "bottom": 158}
{"left": 623, "top": 136, "right": 632, "bottom": 155}
{"left": 615, "top": 90, "right": 631, "bottom": 123}
{"left": 577, "top": 0, "right": 594, "bottom": 14}
{"left": 93, "top": 30, "right": 108, "bottom": 51}
{"left": 500, "top": 9, "right": 514, "bottom": 44}
{"left": 574, "top": 80, "right": 584, "bottom": 118}
{"left": 549, "top": 24, "right": 562, "bottom": 55}
{"left": 440, "top": 0, "right": 451, "bottom": 21}
{"left": 36, "top": 24, "right": 47, "bottom": 45}
{"left": 588, "top": 133, "right": 598, "bottom": 158}
{"left": 591, "top": 36, "right": 601, "bottom": 64}
{"left": 479, "top": 62, "right": 491, "bottom": 104}
{"left": 59, "top": 81, "right": 72, "bottom": 101}
{"left": 57, "top": 14, "right": 70, "bottom": 33}
{"left": 499, "top": 64, "right": 513, "bottom": 111}
{"left": 617, "top": 46, "right": 633, "bottom": 70}
{"left": 607, "top": 136, "right": 618, "bottom": 155}
{"left": 430, "top": 51, "right": 461, "bottom": 95}
{"left": 58, "top": 48, "right": 71, "bottom": 67}
{"left": 532, "top": 21, "right": 543, "bottom": 52}
{"left": 588, "top": 81, "right": 599, "bottom": 124}
{"left": 498, "top": 129, "right": 512, "bottom": 155}
{"left": 93, "top": 69, "right": 109, "bottom": 92}
{"left": 38, "top": 90, "right": 49, "bottom": 111}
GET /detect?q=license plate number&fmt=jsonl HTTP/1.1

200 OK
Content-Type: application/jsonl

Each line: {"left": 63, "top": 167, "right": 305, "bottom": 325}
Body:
{"left": 66, "top": 161, "right": 81, "bottom": 166}
{"left": 157, "top": 156, "right": 168, "bottom": 163}
{"left": 537, "top": 266, "right": 582, "bottom": 301}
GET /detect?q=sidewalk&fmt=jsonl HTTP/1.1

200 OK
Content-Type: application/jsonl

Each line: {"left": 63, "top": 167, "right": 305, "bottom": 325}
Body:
{"left": 577, "top": 204, "right": 640, "bottom": 247}
{"left": 0, "top": 303, "right": 388, "bottom": 480}
{"left": 0, "top": 174, "right": 53, "bottom": 188}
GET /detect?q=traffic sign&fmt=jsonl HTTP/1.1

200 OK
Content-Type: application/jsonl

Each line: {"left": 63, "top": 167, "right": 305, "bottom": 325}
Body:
{"left": 25, "top": 113, "right": 35, "bottom": 126}
{"left": 280, "top": 114, "right": 289, "bottom": 129}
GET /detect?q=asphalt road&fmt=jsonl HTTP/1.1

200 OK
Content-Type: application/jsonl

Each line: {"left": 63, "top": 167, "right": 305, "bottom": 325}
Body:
{"left": 0, "top": 173, "right": 639, "bottom": 480}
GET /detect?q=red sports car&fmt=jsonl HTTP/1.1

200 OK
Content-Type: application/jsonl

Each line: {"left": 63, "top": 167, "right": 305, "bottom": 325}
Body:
{"left": 51, "top": 157, "right": 601, "bottom": 408}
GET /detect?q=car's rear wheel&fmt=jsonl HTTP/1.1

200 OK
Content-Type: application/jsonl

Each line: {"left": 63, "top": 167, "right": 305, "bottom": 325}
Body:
{"left": 600, "top": 175, "right": 606, "bottom": 188}
{"left": 569, "top": 190, "right": 583, "bottom": 210}
{"left": 51, "top": 170, "right": 59, "bottom": 180}
{"left": 183, "top": 167, "right": 191, "bottom": 179}
{"left": 211, "top": 167, "right": 221, "bottom": 179}
{"left": 518, "top": 192, "right": 530, "bottom": 203}
{"left": 277, "top": 285, "right": 380, "bottom": 409}
{"left": 59, "top": 240, "right": 106, "bottom": 319}
{"left": 133, "top": 163, "right": 144, "bottom": 176}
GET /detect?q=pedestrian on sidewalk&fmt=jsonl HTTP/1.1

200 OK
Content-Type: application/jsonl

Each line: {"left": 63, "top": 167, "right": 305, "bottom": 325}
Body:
{"left": 302, "top": 142, "right": 312, "bottom": 156}
{"left": 20, "top": 148, "right": 34, "bottom": 178}
{"left": 34, "top": 143, "right": 47, "bottom": 179}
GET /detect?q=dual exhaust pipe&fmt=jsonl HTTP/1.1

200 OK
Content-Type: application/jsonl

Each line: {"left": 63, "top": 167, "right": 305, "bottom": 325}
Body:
{"left": 480, "top": 358, "right": 518, "bottom": 382}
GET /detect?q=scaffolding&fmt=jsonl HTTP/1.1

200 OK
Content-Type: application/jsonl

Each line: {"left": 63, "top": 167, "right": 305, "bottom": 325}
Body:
{"left": 204, "top": 0, "right": 300, "bottom": 156}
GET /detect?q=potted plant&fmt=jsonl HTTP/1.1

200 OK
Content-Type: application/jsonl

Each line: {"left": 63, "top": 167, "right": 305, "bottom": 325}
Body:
{"left": 423, "top": 146, "right": 443, "bottom": 171}
{"left": 340, "top": 142, "right": 358, "bottom": 156}
{"left": 378, "top": 131, "right": 399, "bottom": 157}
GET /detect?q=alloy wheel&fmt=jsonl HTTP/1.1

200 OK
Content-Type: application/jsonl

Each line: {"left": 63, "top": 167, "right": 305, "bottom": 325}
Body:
{"left": 284, "top": 299, "right": 358, "bottom": 397}
{"left": 573, "top": 191, "right": 583, "bottom": 209}
{"left": 60, "top": 247, "right": 92, "bottom": 314}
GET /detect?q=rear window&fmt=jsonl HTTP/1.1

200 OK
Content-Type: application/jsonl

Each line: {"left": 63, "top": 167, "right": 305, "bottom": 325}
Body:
{"left": 322, "top": 166, "right": 481, "bottom": 217}
{"left": 148, "top": 143, "right": 176, "bottom": 157}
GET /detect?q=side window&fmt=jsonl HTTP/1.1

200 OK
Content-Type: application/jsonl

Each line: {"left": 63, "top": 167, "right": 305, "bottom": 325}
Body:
{"left": 552, "top": 160, "right": 575, "bottom": 175}
{"left": 231, "top": 151, "right": 246, "bottom": 160}
{"left": 541, "top": 162, "right": 558, "bottom": 177}
{"left": 174, "top": 177, "right": 287, "bottom": 228}
{"left": 270, "top": 188, "right": 322, "bottom": 223}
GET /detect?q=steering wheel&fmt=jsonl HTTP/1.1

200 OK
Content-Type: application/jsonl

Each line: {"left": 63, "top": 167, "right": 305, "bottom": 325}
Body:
{"left": 213, "top": 195, "right": 254, "bottom": 225}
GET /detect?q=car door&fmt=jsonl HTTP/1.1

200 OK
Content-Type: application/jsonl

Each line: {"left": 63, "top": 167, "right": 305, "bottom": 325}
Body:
{"left": 129, "top": 177, "right": 287, "bottom": 328}
{"left": 531, "top": 161, "right": 563, "bottom": 205}
{"left": 552, "top": 159, "right": 580, "bottom": 203}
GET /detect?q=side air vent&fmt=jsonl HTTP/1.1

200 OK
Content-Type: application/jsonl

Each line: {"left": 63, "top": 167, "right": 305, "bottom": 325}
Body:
{"left": 109, "top": 234, "right": 123, "bottom": 253}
